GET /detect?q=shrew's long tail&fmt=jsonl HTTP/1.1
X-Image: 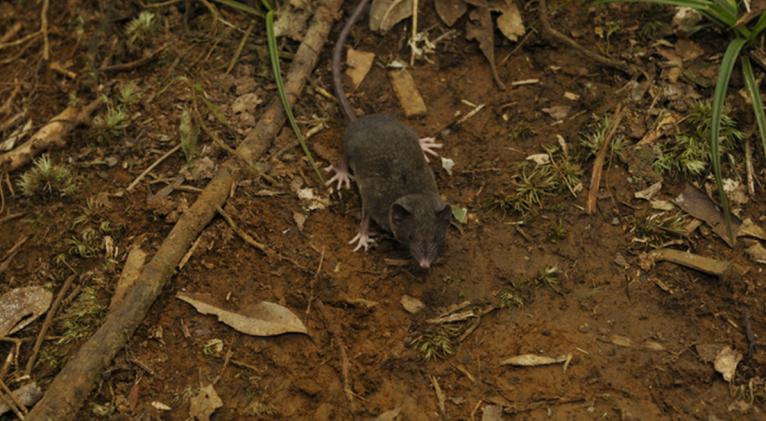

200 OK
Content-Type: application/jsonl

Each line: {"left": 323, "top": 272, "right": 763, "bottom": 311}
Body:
{"left": 331, "top": 0, "right": 370, "bottom": 122}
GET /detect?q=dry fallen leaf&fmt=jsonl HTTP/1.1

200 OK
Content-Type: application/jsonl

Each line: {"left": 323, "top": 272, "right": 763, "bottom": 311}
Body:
{"left": 674, "top": 184, "right": 740, "bottom": 247}
{"left": 634, "top": 181, "right": 662, "bottom": 200}
{"left": 388, "top": 69, "right": 428, "bottom": 117}
{"left": 375, "top": 407, "right": 402, "bottom": 421}
{"left": 292, "top": 211, "right": 307, "bottom": 232}
{"left": 151, "top": 401, "right": 171, "bottom": 411}
{"left": 274, "top": 0, "right": 312, "bottom": 41}
{"left": 496, "top": 0, "right": 525, "bottom": 41}
{"left": 400, "top": 295, "right": 425, "bottom": 314}
{"left": 177, "top": 293, "right": 308, "bottom": 336}
{"left": 0, "top": 382, "right": 43, "bottom": 417}
{"left": 369, "top": 0, "right": 413, "bottom": 33}
{"left": 501, "top": 353, "right": 570, "bottom": 366}
{"left": 610, "top": 334, "right": 634, "bottom": 348}
{"left": 738, "top": 218, "right": 766, "bottom": 240}
{"left": 0, "top": 286, "right": 52, "bottom": 337}
{"left": 345, "top": 48, "right": 376, "bottom": 89}
{"left": 189, "top": 384, "right": 223, "bottom": 421}
{"left": 482, "top": 404, "right": 504, "bottom": 421}
{"left": 542, "top": 105, "right": 571, "bottom": 120}
{"left": 714, "top": 346, "right": 742, "bottom": 382}
{"left": 744, "top": 241, "right": 766, "bottom": 264}
{"left": 435, "top": 0, "right": 467, "bottom": 27}
{"left": 466, "top": 6, "right": 504, "bottom": 89}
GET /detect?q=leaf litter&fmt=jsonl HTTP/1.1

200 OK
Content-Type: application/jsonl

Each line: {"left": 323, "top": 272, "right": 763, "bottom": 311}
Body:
{"left": 177, "top": 292, "right": 308, "bottom": 336}
{"left": 0, "top": 286, "right": 52, "bottom": 337}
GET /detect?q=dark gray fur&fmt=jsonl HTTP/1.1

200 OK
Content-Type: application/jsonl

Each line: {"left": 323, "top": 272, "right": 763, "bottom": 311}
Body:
{"left": 331, "top": 0, "right": 450, "bottom": 267}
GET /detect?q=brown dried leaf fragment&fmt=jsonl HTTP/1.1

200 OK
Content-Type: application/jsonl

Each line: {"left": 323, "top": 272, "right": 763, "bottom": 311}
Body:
{"left": 435, "top": 0, "right": 467, "bottom": 27}
{"left": 466, "top": 6, "right": 505, "bottom": 89}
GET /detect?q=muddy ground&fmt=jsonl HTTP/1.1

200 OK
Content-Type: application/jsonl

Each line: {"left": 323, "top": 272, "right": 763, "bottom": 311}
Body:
{"left": 1, "top": 0, "right": 766, "bottom": 419}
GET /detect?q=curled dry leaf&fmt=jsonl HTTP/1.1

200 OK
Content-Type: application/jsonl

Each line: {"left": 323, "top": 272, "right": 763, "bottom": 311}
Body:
{"left": 189, "top": 384, "right": 223, "bottom": 421}
{"left": 466, "top": 6, "right": 504, "bottom": 89}
{"left": 0, "top": 286, "right": 53, "bottom": 337}
{"left": 369, "top": 0, "right": 413, "bottom": 33}
{"left": 435, "top": 0, "right": 467, "bottom": 27}
{"left": 177, "top": 292, "right": 308, "bottom": 336}
{"left": 714, "top": 346, "right": 742, "bottom": 382}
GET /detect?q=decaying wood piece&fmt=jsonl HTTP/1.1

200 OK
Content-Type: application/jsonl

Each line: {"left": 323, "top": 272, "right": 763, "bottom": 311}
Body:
{"left": 26, "top": 0, "right": 343, "bottom": 418}
{"left": 0, "top": 98, "right": 103, "bottom": 173}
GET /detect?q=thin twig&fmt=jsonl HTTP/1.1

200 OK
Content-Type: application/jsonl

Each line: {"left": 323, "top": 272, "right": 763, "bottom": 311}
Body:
{"left": 410, "top": 0, "right": 419, "bottom": 66}
{"left": 126, "top": 144, "right": 182, "bottom": 192}
{"left": 0, "top": 79, "right": 21, "bottom": 115}
{"left": 216, "top": 205, "right": 270, "bottom": 254}
{"left": 538, "top": 0, "right": 636, "bottom": 77}
{"left": 25, "top": 274, "right": 76, "bottom": 376}
{"left": 101, "top": 44, "right": 167, "bottom": 73}
{"left": 0, "top": 23, "right": 22, "bottom": 44}
{"left": 40, "top": 0, "right": 49, "bottom": 61}
{"left": 305, "top": 247, "right": 325, "bottom": 316}
{"left": 0, "top": 235, "right": 29, "bottom": 275}
{"left": 586, "top": 104, "right": 625, "bottom": 214}
{"left": 0, "top": 378, "right": 24, "bottom": 420}
{"left": 744, "top": 136, "right": 755, "bottom": 195}
{"left": 0, "top": 31, "right": 40, "bottom": 51}
{"left": 0, "top": 212, "right": 24, "bottom": 225}
{"left": 0, "top": 377, "right": 27, "bottom": 415}
{"left": 316, "top": 300, "right": 356, "bottom": 413}
{"left": 213, "top": 337, "right": 236, "bottom": 385}
{"left": 226, "top": 21, "right": 254, "bottom": 75}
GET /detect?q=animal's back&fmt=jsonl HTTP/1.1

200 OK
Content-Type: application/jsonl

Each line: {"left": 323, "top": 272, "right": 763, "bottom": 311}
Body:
{"left": 343, "top": 114, "right": 439, "bottom": 228}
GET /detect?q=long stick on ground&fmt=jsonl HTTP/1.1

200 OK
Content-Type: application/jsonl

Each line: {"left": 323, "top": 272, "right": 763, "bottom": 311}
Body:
{"left": 26, "top": 0, "right": 343, "bottom": 418}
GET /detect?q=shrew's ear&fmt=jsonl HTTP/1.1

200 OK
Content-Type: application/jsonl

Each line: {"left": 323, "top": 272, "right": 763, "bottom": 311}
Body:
{"left": 391, "top": 202, "right": 412, "bottom": 225}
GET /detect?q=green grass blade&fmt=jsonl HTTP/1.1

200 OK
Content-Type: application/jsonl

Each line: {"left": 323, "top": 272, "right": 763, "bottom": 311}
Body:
{"left": 749, "top": 12, "right": 766, "bottom": 39}
{"left": 741, "top": 56, "right": 766, "bottom": 161}
{"left": 264, "top": 7, "right": 325, "bottom": 185}
{"left": 711, "top": 37, "right": 746, "bottom": 244}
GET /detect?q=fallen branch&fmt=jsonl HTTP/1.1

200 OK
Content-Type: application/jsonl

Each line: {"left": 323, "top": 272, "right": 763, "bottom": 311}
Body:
{"left": 0, "top": 98, "right": 104, "bottom": 173}
{"left": 26, "top": 0, "right": 343, "bottom": 418}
